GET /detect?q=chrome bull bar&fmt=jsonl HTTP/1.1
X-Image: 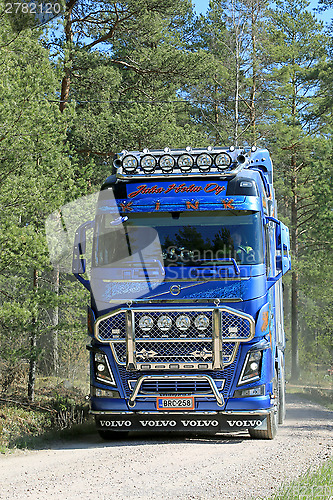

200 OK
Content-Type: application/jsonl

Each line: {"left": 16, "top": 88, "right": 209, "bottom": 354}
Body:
{"left": 124, "top": 307, "right": 224, "bottom": 371}
{"left": 128, "top": 375, "right": 224, "bottom": 408}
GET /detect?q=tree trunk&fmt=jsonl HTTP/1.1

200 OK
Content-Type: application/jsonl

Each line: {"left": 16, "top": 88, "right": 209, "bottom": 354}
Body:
{"left": 59, "top": 0, "right": 76, "bottom": 112}
{"left": 250, "top": 0, "right": 257, "bottom": 145}
{"left": 28, "top": 269, "right": 38, "bottom": 402}
{"left": 290, "top": 152, "right": 300, "bottom": 381}
{"left": 51, "top": 266, "right": 60, "bottom": 376}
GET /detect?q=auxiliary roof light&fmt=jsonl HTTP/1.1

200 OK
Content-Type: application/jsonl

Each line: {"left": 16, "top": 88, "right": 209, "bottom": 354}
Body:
{"left": 160, "top": 154, "right": 175, "bottom": 173}
{"left": 197, "top": 153, "right": 212, "bottom": 172}
{"left": 122, "top": 155, "right": 138, "bottom": 173}
{"left": 178, "top": 154, "right": 193, "bottom": 172}
{"left": 215, "top": 152, "right": 232, "bottom": 170}
{"left": 141, "top": 154, "right": 156, "bottom": 173}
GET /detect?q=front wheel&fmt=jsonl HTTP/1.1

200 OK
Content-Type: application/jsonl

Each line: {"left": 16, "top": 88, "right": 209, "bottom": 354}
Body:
{"left": 249, "top": 372, "right": 279, "bottom": 440}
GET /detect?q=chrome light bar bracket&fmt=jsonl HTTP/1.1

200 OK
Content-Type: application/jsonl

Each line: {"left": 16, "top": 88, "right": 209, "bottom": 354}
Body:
{"left": 212, "top": 308, "right": 223, "bottom": 370}
{"left": 125, "top": 310, "right": 136, "bottom": 370}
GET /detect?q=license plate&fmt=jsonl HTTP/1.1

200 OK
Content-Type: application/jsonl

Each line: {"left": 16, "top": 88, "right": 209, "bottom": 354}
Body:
{"left": 156, "top": 396, "right": 195, "bottom": 410}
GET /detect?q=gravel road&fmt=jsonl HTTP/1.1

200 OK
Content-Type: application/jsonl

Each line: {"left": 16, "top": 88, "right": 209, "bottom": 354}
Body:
{"left": 0, "top": 395, "right": 332, "bottom": 500}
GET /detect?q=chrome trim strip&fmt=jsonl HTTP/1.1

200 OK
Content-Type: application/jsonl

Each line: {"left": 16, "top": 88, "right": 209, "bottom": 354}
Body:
{"left": 106, "top": 298, "right": 243, "bottom": 303}
{"left": 128, "top": 375, "right": 224, "bottom": 408}
{"left": 126, "top": 310, "right": 136, "bottom": 370}
{"left": 212, "top": 308, "right": 223, "bottom": 370}
{"left": 91, "top": 409, "right": 272, "bottom": 416}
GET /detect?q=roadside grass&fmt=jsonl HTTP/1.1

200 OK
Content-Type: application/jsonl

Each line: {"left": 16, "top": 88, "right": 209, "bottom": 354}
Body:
{"left": 263, "top": 457, "right": 333, "bottom": 500}
{"left": 0, "top": 376, "right": 93, "bottom": 453}
{"left": 259, "top": 385, "right": 333, "bottom": 500}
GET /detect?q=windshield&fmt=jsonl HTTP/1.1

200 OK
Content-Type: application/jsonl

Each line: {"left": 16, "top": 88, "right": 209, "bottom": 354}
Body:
{"left": 93, "top": 210, "right": 264, "bottom": 267}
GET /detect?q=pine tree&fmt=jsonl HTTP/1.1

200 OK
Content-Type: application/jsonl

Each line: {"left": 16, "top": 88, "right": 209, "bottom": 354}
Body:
{"left": 264, "top": 0, "right": 329, "bottom": 381}
{"left": 0, "top": 15, "right": 74, "bottom": 399}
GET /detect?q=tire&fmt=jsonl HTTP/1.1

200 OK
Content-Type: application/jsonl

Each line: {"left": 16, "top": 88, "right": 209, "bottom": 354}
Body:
{"left": 98, "top": 430, "right": 129, "bottom": 440}
{"left": 249, "top": 372, "right": 279, "bottom": 440}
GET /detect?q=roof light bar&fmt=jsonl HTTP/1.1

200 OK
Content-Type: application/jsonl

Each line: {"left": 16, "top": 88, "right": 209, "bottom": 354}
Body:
{"left": 116, "top": 146, "right": 251, "bottom": 178}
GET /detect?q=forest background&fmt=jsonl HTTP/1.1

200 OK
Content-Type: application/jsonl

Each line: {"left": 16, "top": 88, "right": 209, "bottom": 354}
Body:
{"left": 0, "top": 0, "right": 332, "bottom": 416}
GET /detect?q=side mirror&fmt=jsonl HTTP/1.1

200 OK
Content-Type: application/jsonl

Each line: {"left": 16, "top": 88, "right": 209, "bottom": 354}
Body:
{"left": 265, "top": 216, "right": 291, "bottom": 276}
{"left": 72, "top": 221, "right": 94, "bottom": 289}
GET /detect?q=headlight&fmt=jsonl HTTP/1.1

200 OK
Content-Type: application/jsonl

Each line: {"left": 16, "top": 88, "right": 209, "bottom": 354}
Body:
{"left": 176, "top": 315, "right": 191, "bottom": 330}
{"left": 157, "top": 315, "right": 172, "bottom": 331}
{"left": 215, "top": 152, "right": 231, "bottom": 170}
{"left": 194, "top": 314, "right": 209, "bottom": 330}
{"left": 122, "top": 155, "right": 138, "bottom": 173}
{"left": 138, "top": 315, "right": 154, "bottom": 331}
{"left": 93, "top": 352, "right": 116, "bottom": 385}
{"left": 141, "top": 154, "right": 156, "bottom": 173}
{"left": 178, "top": 154, "right": 193, "bottom": 172}
{"left": 238, "top": 350, "right": 263, "bottom": 385}
{"left": 196, "top": 153, "right": 212, "bottom": 172}
{"left": 160, "top": 155, "right": 175, "bottom": 173}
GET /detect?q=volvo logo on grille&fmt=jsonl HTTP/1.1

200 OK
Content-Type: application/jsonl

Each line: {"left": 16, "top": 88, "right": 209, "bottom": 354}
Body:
{"left": 170, "top": 285, "right": 181, "bottom": 296}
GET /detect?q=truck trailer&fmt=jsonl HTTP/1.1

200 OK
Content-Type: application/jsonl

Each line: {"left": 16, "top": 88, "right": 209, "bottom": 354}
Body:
{"left": 73, "top": 146, "right": 291, "bottom": 439}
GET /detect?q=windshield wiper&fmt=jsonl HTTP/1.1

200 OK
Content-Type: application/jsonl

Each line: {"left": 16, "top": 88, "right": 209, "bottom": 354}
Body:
{"left": 193, "top": 258, "right": 240, "bottom": 275}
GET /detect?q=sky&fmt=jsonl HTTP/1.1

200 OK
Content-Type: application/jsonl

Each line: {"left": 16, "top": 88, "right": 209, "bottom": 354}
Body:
{"left": 192, "top": 0, "right": 333, "bottom": 23}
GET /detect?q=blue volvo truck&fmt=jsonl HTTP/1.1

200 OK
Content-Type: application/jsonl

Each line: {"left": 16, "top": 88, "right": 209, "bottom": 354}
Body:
{"left": 73, "top": 146, "right": 291, "bottom": 439}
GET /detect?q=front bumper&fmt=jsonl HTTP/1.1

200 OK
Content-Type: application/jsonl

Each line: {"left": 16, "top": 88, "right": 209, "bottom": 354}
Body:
{"left": 93, "top": 409, "right": 271, "bottom": 433}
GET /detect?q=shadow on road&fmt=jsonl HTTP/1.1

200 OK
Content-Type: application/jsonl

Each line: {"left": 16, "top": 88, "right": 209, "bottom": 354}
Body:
{"left": 7, "top": 394, "right": 332, "bottom": 453}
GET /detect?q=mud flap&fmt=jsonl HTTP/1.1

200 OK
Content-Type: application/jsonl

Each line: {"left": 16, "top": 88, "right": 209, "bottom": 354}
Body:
{"left": 95, "top": 413, "right": 268, "bottom": 433}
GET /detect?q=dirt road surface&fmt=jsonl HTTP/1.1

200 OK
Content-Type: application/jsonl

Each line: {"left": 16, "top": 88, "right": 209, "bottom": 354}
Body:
{"left": 0, "top": 395, "right": 332, "bottom": 500}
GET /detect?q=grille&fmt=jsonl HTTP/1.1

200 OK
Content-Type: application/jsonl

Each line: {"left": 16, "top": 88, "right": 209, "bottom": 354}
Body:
{"left": 221, "top": 310, "right": 251, "bottom": 340}
{"left": 112, "top": 341, "right": 237, "bottom": 366}
{"left": 129, "top": 379, "right": 224, "bottom": 395}
{"left": 96, "top": 307, "right": 252, "bottom": 370}
{"left": 118, "top": 364, "right": 237, "bottom": 398}
{"left": 97, "top": 314, "right": 126, "bottom": 341}
{"left": 96, "top": 308, "right": 252, "bottom": 342}
{"left": 113, "top": 340, "right": 213, "bottom": 364}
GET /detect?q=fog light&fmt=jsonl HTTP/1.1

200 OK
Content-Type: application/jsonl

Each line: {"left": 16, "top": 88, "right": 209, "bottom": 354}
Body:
{"left": 91, "top": 387, "right": 120, "bottom": 398}
{"left": 233, "top": 384, "right": 265, "bottom": 398}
